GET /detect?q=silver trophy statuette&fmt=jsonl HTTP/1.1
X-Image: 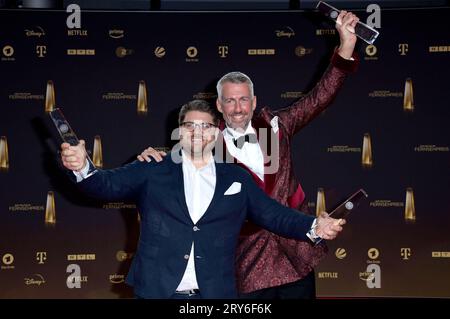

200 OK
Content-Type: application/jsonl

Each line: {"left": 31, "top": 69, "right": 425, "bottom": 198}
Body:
{"left": 314, "top": 189, "right": 368, "bottom": 245}
{"left": 49, "top": 108, "right": 97, "bottom": 174}
{"left": 49, "top": 108, "right": 80, "bottom": 146}
{"left": 329, "top": 189, "right": 368, "bottom": 220}
{"left": 316, "top": 1, "right": 380, "bottom": 44}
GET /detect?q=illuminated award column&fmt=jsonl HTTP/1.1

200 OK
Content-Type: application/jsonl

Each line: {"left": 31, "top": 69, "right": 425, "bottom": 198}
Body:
{"left": 0, "top": 136, "right": 9, "bottom": 172}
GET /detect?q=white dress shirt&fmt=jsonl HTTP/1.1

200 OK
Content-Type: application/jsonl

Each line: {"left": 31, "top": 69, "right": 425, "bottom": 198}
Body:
{"left": 73, "top": 159, "right": 93, "bottom": 182}
{"left": 222, "top": 121, "right": 265, "bottom": 182}
{"left": 176, "top": 151, "right": 216, "bottom": 291}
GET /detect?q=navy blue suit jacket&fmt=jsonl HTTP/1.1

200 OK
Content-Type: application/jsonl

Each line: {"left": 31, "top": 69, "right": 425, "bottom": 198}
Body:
{"left": 75, "top": 153, "right": 315, "bottom": 298}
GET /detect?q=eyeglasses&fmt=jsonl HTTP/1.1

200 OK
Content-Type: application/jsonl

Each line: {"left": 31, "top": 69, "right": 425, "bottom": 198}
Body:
{"left": 181, "top": 121, "right": 217, "bottom": 131}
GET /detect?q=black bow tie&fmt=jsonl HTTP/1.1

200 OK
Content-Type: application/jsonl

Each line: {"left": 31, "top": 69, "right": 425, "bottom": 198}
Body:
{"left": 233, "top": 133, "right": 258, "bottom": 149}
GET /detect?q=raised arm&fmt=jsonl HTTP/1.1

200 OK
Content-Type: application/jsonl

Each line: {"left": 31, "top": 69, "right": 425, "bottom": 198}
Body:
{"left": 60, "top": 140, "right": 148, "bottom": 201}
{"left": 275, "top": 10, "right": 360, "bottom": 136}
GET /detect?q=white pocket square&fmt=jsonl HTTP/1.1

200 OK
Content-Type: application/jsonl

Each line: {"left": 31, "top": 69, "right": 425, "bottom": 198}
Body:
{"left": 224, "top": 182, "right": 241, "bottom": 195}
{"left": 270, "top": 116, "right": 279, "bottom": 134}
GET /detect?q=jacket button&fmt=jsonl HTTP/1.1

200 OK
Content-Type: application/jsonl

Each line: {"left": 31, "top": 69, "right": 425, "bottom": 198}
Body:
{"left": 184, "top": 254, "right": 189, "bottom": 260}
{"left": 193, "top": 226, "right": 200, "bottom": 231}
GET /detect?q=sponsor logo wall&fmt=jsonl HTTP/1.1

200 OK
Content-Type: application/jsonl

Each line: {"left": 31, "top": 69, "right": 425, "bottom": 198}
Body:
{"left": 0, "top": 8, "right": 449, "bottom": 298}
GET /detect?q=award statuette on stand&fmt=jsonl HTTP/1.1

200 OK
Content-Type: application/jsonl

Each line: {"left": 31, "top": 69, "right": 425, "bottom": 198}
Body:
{"left": 315, "top": 188, "right": 368, "bottom": 245}
{"left": 316, "top": 1, "right": 380, "bottom": 45}
{"left": 49, "top": 108, "right": 97, "bottom": 177}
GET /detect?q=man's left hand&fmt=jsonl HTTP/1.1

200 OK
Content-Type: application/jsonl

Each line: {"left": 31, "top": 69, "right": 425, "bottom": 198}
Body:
{"left": 336, "top": 10, "right": 359, "bottom": 59}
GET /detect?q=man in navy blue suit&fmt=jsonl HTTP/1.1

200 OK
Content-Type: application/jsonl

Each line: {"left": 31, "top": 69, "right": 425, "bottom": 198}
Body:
{"left": 60, "top": 100, "right": 345, "bottom": 299}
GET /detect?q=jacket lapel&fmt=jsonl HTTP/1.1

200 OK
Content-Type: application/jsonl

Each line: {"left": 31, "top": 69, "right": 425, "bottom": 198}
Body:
{"left": 169, "top": 154, "right": 193, "bottom": 223}
{"left": 253, "top": 112, "right": 281, "bottom": 195}
{"left": 197, "top": 161, "right": 228, "bottom": 223}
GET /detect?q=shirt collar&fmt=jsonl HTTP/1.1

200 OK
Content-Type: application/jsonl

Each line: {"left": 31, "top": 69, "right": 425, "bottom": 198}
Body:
{"left": 181, "top": 150, "right": 215, "bottom": 174}
{"left": 223, "top": 121, "right": 256, "bottom": 139}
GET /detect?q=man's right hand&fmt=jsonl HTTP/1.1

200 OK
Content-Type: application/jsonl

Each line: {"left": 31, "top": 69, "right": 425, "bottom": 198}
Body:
{"left": 315, "top": 212, "right": 346, "bottom": 240}
{"left": 61, "top": 140, "right": 87, "bottom": 171}
{"left": 137, "top": 147, "right": 166, "bottom": 162}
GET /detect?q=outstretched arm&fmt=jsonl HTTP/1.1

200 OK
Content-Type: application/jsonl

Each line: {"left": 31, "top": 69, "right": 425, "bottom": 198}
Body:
{"left": 244, "top": 173, "right": 344, "bottom": 242}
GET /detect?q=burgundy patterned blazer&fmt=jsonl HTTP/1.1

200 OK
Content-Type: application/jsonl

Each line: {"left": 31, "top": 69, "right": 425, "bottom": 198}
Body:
{"left": 219, "top": 50, "right": 359, "bottom": 293}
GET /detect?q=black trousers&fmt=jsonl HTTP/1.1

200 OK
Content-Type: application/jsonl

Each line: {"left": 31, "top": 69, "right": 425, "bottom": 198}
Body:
{"left": 239, "top": 271, "right": 316, "bottom": 299}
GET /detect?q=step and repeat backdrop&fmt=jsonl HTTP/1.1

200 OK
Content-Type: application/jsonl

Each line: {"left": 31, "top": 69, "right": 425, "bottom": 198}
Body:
{"left": 0, "top": 7, "right": 449, "bottom": 298}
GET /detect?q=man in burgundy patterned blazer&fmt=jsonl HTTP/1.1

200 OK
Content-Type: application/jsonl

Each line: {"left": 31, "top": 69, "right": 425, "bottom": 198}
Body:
{"left": 138, "top": 10, "right": 360, "bottom": 298}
